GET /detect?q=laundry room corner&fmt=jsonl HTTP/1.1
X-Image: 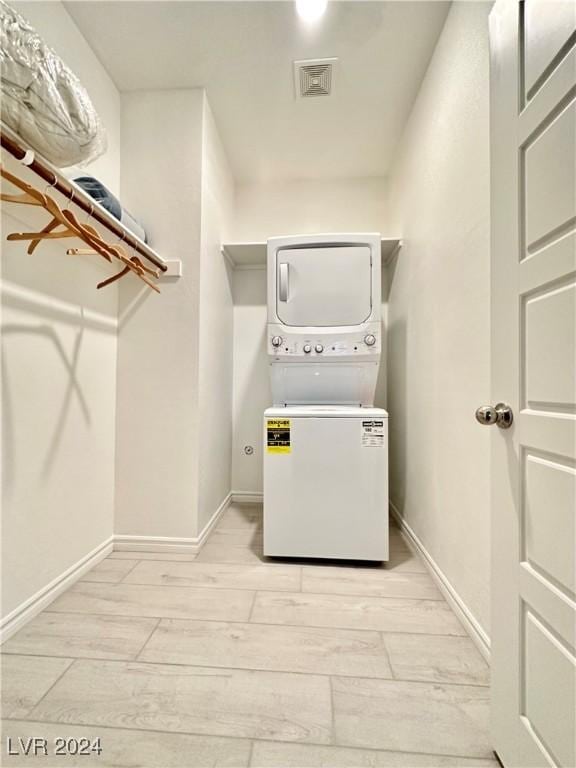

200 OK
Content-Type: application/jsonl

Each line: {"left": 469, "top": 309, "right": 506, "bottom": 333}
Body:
{"left": 115, "top": 88, "right": 235, "bottom": 551}
{"left": 230, "top": 178, "right": 392, "bottom": 499}
{"left": 385, "top": 0, "right": 492, "bottom": 648}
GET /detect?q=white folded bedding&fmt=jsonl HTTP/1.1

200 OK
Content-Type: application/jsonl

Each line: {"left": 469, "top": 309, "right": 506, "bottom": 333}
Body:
{"left": 0, "top": 0, "right": 106, "bottom": 167}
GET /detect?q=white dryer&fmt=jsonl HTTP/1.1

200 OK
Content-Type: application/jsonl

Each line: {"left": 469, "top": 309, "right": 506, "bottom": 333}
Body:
{"left": 267, "top": 233, "right": 382, "bottom": 406}
{"left": 263, "top": 233, "right": 389, "bottom": 561}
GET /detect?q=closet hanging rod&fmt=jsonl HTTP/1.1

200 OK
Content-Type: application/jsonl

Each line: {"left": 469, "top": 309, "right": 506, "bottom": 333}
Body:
{"left": 0, "top": 128, "right": 167, "bottom": 273}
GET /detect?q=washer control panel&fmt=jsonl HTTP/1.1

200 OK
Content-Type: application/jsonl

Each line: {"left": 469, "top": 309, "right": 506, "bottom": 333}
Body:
{"left": 268, "top": 325, "right": 381, "bottom": 359}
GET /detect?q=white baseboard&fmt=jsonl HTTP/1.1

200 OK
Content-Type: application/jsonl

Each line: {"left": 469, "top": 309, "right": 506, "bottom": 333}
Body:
{"left": 113, "top": 493, "right": 232, "bottom": 554}
{"left": 112, "top": 535, "right": 200, "bottom": 554}
{"left": 231, "top": 491, "right": 263, "bottom": 504}
{"left": 196, "top": 493, "right": 232, "bottom": 548}
{"left": 0, "top": 535, "right": 113, "bottom": 644}
{"left": 390, "top": 501, "right": 491, "bottom": 662}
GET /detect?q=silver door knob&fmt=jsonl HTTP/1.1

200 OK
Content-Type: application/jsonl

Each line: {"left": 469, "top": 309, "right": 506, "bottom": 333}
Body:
{"left": 475, "top": 403, "right": 513, "bottom": 429}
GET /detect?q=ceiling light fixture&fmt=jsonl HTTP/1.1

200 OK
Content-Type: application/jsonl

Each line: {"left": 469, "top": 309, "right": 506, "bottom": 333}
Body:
{"left": 296, "top": 0, "right": 328, "bottom": 23}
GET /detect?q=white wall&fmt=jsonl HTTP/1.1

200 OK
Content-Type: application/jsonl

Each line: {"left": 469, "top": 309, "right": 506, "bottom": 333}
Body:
{"left": 1, "top": 1, "right": 121, "bottom": 629}
{"left": 230, "top": 179, "right": 390, "bottom": 494}
{"left": 386, "top": 1, "right": 491, "bottom": 635}
{"left": 116, "top": 89, "right": 204, "bottom": 542}
{"left": 197, "top": 97, "right": 235, "bottom": 530}
{"left": 231, "top": 268, "right": 270, "bottom": 495}
{"left": 232, "top": 177, "right": 388, "bottom": 241}
{"left": 116, "top": 90, "right": 235, "bottom": 541}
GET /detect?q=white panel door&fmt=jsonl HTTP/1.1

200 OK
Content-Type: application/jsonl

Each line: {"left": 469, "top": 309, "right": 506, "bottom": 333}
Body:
{"left": 276, "top": 246, "right": 372, "bottom": 326}
{"left": 489, "top": 1, "right": 576, "bottom": 766}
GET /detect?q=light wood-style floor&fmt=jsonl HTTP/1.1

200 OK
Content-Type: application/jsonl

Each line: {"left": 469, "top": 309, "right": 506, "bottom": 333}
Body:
{"left": 1, "top": 505, "right": 495, "bottom": 767}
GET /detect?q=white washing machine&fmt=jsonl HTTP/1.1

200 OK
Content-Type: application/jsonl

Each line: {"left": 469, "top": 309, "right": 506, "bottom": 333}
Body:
{"left": 264, "top": 405, "right": 389, "bottom": 561}
{"left": 263, "top": 233, "right": 389, "bottom": 561}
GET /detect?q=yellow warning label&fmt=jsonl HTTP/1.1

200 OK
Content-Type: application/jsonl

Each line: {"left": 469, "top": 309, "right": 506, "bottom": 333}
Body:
{"left": 267, "top": 419, "right": 291, "bottom": 454}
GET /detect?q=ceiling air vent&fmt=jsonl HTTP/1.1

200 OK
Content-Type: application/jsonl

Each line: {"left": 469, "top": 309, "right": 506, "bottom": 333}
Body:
{"left": 294, "top": 58, "right": 337, "bottom": 99}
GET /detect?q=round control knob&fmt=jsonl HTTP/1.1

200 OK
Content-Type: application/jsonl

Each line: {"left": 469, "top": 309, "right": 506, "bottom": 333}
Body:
{"left": 303, "top": 344, "right": 312, "bottom": 354}
{"left": 271, "top": 336, "right": 282, "bottom": 348}
{"left": 315, "top": 344, "right": 324, "bottom": 353}
{"left": 364, "top": 334, "right": 376, "bottom": 347}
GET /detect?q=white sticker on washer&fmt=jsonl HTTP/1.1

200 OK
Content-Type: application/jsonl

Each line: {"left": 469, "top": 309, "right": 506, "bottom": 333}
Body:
{"left": 362, "top": 420, "right": 384, "bottom": 447}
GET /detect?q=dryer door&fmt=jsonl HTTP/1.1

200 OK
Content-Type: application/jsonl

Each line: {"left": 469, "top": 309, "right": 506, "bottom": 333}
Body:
{"left": 276, "top": 245, "right": 372, "bottom": 327}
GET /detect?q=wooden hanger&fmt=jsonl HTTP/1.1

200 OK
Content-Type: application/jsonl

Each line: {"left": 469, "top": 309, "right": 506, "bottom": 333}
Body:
{"left": 97, "top": 259, "right": 160, "bottom": 293}
{"left": 0, "top": 168, "right": 47, "bottom": 207}
{"left": 101, "top": 245, "right": 161, "bottom": 293}
{"left": 67, "top": 247, "right": 100, "bottom": 256}
{"left": 59, "top": 203, "right": 154, "bottom": 288}
{"left": 2, "top": 166, "right": 160, "bottom": 292}
{"left": 97, "top": 265, "right": 131, "bottom": 290}
{"left": 6, "top": 183, "right": 114, "bottom": 264}
{"left": 27, "top": 179, "right": 79, "bottom": 255}
{"left": 8, "top": 229, "right": 78, "bottom": 243}
{"left": 1, "top": 190, "right": 44, "bottom": 206}
{"left": 2, "top": 168, "right": 94, "bottom": 255}
{"left": 131, "top": 255, "right": 160, "bottom": 278}
{"left": 97, "top": 239, "right": 160, "bottom": 293}
{"left": 3, "top": 169, "right": 114, "bottom": 261}
{"left": 60, "top": 210, "right": 159, "bottom": 291}
{"left": 28, "top": 218, "right": 67, "bottom": 254}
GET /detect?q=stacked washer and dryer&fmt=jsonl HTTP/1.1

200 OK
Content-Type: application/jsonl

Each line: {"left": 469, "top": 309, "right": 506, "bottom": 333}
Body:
{"left": 263, "top": 233, "right": 389, "bottom": 562}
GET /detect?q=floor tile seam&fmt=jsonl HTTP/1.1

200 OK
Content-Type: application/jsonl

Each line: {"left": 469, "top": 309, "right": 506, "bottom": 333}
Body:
{"left": 329, "top": 670, "right": 491, "bottom": 688}
{"left": 380, "top": 631, "right": 491, "bottom": 670}
{"left": 298, "top": 565, "right": 429, "bottom": 576}
{"left": 247, "top": 592, "right": 258, "bottom": 623}
{"left": 328, "top": 675, "right": 336, "bottom": 746}
{"left": 21, "top": 657, "right": 77, "bottom": 720}
{"left": 0, "top": 717, "right": 254, "bottom": 747}
{"left": 249, "top": 737, "right": 498, "bottom": 763}
{"left": 215, "top": 525, "right": 261, "bottom": 532}
{"left": 113, "top": 561, "right": 295, "bottom": 574}
{"left": 4, "top": 655, "right": 329, "bottom": 681}
{"left": 247, "top": 739, "right": 255, "bottom": 767}
{"left": 299, "top": 589, "right": 444, "bottom": 601}
{"left": 253, "top": 587, "right": 449, "bottom": 603}
{"left": 0, "top": 716, "right": 496, "bottom": 762}
{"left": 37, "top": 611, "right": 469, "bottom": 637}
{"left": 133, "top": 617, "right": 163, "bottom": 661}
{"left": 0, "top": 651, "right": 490, "bottom": 687}
{"left": 377, "top": 631, "right": 396, "bottom": 680}
{"left": 61, "top": 582, "right": 448, "bottom": 602}
{"left": 117, "top": 558, "right": 144, "bottom": 584}
{"left": 194, "top": 560, "right": 430, "bottom": 576}
{"left": 195, "top": 560, "right": 429, "bottom": 575}
{"left": 106, "top": 582, "right": 304, "bottom": 595}
{"left": 300, "top": 566, "right": 434, "bottom": 579}
{"left": 14, "top": 612, "right": 389, "bottom": 635}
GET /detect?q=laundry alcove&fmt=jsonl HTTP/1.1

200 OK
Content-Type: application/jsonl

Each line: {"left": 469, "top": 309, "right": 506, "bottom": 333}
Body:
{"left": 1, "top": 2, "right": 509, "bottom": 763}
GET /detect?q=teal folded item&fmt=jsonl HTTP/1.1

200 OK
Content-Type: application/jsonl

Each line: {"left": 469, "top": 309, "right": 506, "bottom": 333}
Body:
{"left": 73, "top": 175, "right": 147, "bottom": 244}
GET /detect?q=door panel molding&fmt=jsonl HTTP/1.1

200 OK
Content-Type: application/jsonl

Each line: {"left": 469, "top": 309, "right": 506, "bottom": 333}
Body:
{"left": 490, "top": 1, "right": 576, "bottom": 764}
